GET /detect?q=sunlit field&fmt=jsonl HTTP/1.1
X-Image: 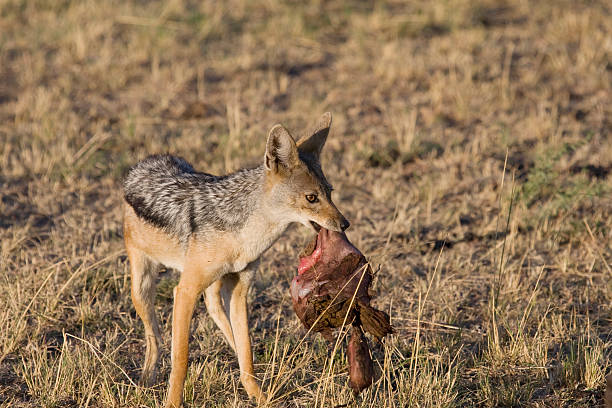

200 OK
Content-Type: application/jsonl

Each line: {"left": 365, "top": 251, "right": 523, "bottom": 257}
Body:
{"left": 1, "top": 0, "right": 611, "bottom": 406}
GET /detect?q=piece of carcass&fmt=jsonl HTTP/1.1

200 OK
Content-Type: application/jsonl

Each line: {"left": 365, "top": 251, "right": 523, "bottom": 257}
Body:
{"left": 290, "top": 228, "right": 393, "bottom": 394}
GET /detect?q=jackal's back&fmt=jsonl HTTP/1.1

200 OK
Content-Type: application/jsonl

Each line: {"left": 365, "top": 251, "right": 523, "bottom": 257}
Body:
{"left": 124, "top": 154, "right": 263, "bottom": 241}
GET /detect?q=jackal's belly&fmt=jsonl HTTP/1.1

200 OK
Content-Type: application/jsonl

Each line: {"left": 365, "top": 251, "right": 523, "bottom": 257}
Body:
{"left": 148, "top": 248, "right": 246, "bottom": 275}
{"left": 124, "top": 203, "right": 186, "bottom": 270}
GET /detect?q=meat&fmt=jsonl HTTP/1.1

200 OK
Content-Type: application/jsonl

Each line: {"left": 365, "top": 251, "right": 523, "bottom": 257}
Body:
{"left": 348, "top": 326, "right": 374, "bottom": 394}
{"left": 290, "top": 228, "right": 394, "bottom": 394}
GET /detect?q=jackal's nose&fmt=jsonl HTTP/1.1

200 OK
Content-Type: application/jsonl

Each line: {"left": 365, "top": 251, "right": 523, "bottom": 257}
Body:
{"left": 340, "top": 218, "right": 350, "bottom": 231}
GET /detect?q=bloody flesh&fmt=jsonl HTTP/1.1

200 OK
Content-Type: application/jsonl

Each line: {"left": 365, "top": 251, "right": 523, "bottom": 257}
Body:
{"left": 290, "top": 227, "right": 394, "bottom": 394}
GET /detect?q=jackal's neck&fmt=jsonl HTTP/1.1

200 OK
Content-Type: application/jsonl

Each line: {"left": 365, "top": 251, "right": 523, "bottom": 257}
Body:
{"left": 237, "top": 165, "right": 290, "bottom": 229}
{"left": 221, "top": 165, "right": 291, "bottom": 260}
{"left": 194, "top": 164, "right": 292, "bottom": 241}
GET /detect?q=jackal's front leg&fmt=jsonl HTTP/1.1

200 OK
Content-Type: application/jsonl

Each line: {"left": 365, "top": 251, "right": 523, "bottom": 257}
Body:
{"left": 165, "top": 271, "right": 214, "bottom": 408}
{"left": 227, "top": 265, "right": 266, "bottom": 402}
{"left": 204, "top": 279, "right": 236, "bottom": 351}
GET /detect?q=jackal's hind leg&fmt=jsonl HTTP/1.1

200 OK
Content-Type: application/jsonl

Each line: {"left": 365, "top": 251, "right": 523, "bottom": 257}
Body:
{"left": 127, "top": 247, "right": 162, "bottom": 387}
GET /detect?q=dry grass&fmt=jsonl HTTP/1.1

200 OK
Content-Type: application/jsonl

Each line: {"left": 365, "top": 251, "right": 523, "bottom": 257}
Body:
{"left": 1, "top": 0, "right": 611, "bottom": 406}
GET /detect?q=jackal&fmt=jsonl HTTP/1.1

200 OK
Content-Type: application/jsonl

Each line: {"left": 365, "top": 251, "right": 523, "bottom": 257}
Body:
{"left": 123, "top": 113, "right": 349, "bottom": 407}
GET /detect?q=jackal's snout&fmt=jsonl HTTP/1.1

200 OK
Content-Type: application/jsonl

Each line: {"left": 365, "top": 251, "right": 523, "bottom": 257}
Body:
{"left": 340, "top": 217, "right": 350, "bottom": 231}
{"left": 333, "top": 208, "right": 350, "bottom": 232}
{"left": 315, "top": 201, "right": 350, "bottom": 233}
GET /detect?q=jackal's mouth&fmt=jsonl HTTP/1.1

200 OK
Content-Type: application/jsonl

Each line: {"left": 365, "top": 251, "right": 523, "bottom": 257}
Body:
{"left": 298, "top": 231, "right": 322, "bottom": 275}
{"left": 309, "top": 221, "right": 322, "bottom": 232}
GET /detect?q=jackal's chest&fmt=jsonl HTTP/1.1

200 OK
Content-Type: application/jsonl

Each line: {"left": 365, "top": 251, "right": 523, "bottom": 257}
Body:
{"left": 182, "top": 223, "right": 287, "bottom": 275}
{"left": 231, "top": 225, "right": 287, "bottom": 271}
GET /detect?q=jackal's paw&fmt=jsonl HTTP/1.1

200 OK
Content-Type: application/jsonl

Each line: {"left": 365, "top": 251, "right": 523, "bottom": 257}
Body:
{"left": 242, "top": 377, "right": 266, "bottom": 402}
{"left": 249, "top": 389, "right": 267, "bottom": 403}
{"left": 138, "top": 370, "right": 157, "bottom": 388}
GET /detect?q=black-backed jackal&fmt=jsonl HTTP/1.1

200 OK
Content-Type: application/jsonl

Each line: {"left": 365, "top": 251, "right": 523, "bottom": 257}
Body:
{"left": 123, "top": 113, "right": 349, "bottom": 407}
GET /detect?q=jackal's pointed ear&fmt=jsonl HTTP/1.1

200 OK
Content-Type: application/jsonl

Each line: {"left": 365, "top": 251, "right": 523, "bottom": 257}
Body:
{"left": 297, "top": 112, "right": 332, "bottom": 160}
{"left": 265, "top": 124, "right": 299, "bottom": 172}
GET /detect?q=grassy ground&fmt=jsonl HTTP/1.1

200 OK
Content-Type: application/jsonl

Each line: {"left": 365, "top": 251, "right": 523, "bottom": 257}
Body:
{"left": 1, "top": 0, "right": 611, "bottom": 406}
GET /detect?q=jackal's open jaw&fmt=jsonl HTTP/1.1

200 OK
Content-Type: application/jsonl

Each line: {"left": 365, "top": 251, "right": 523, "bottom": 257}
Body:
{"left": 298, "top": 232, "right": 322, "bottom": 275}
{"left": 309, "top": 221, "right": 322, "bottom": 233}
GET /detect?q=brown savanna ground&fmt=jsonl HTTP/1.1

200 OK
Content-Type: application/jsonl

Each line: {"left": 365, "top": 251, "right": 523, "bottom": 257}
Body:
{"left": 1, "top": 0, "right": 611, "bottom": 406}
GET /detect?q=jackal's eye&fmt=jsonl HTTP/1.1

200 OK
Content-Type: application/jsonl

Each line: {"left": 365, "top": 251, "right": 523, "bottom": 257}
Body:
{"left": 305, "top": 194, "right": 319, "bottom": 203}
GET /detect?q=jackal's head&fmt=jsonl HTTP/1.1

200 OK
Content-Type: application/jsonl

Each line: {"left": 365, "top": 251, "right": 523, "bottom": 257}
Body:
{"left": 263, "top": 112, "right": 350, "bottom": 233}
